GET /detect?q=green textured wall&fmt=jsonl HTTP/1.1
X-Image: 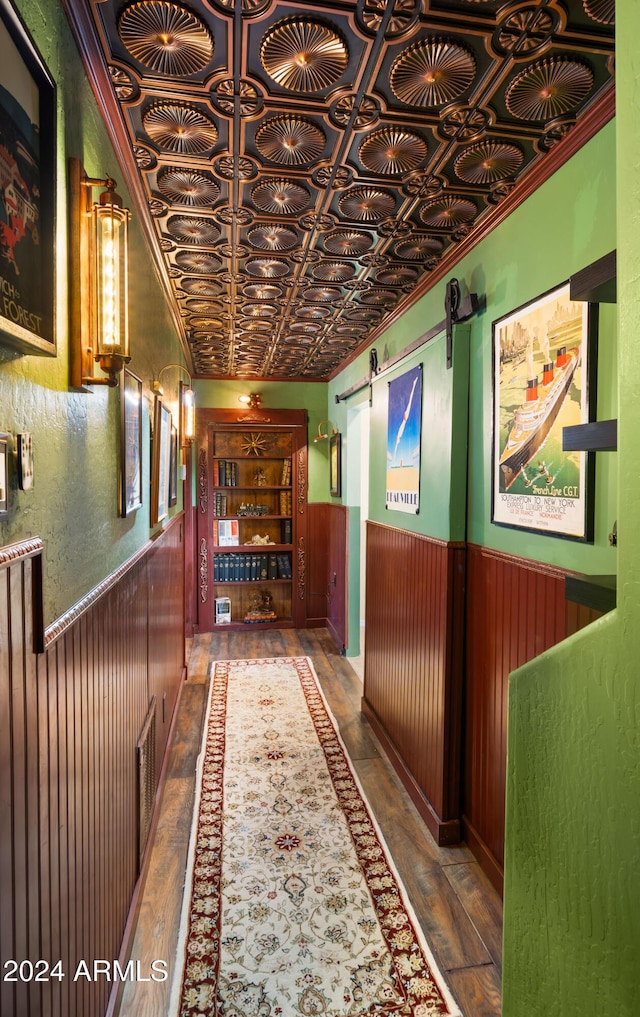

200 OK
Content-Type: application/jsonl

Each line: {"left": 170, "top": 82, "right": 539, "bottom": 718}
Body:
{"left": 0, "top": 0, "right": 186, "bottom": 625}
{"left": 502, "top": 7, "right": 638, "bottom": 1015}
{"left": 193, "top": 378, "right": 329, "bottom": 502}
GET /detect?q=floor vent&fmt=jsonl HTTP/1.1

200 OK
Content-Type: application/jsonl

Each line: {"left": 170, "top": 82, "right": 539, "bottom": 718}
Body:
{"left": 137, "top": 696, "right": 157, "bottom": 871}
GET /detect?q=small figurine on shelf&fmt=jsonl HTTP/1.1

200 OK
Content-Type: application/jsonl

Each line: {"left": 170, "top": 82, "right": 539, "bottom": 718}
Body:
{"left": 244, "top": 588, "right": 277, "bottom": 624}
{"left": 245, "top": 533, "right": 274, "bottom": 545}
{"left": 253, "top": 466, "right": 267, "bottom": 486}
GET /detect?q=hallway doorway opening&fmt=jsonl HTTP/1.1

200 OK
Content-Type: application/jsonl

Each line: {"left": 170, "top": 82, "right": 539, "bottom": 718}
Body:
{"left": 346, "top": 398, "right": 370, "bottom": 674}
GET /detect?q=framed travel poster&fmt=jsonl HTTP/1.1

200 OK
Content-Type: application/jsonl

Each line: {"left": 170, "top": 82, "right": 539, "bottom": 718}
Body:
{"left": 120, "top": 370, "right": 142, "bottom": 517}
{"left": 0, "top": 0, "right": 56, "bottom": 356}
{"left": 492, "top": 282, "right": 595, "bottom": 540}
{"left": 386, "top": 364, "right": 422, "bottom": 514}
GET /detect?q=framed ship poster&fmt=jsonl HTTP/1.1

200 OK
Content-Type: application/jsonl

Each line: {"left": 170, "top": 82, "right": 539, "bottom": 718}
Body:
{"left": 386, "top": 364, "right": 422, "bottom": 514}
{"left": 492, "top": 282, "right": 595, "bottom": 540}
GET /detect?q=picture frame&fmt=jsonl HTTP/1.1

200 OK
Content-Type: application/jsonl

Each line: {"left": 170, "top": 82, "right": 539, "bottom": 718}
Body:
{"left": 151, "top": 396, "right": 172, "bottom": 524}
{"left": 0, "top": 433, "right": 8, "bottom": 517}
{"left": 17, "top": 431, "right": 33, "bottom": 490}
{"left": 169, "top": 422, "right": 178, "bottom": 507}
{"left": 491, "top": 281, "right": 596, "bottom": 540}
{"left": 0, "top": 0, "right": 56, "bottom": 356}
{"left": 386, "top": 364, "right": 422, "bottom": 514}
{"left": 120, "top": 369, "right": 143, "bottom": 517}
{"left": 329, "top": 431, "right": 341, "bottom": 498}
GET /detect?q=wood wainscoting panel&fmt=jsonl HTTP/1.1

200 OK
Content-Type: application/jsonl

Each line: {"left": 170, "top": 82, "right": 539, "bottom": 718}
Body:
{"left": 463, "top": 544, "right": 570, "bottom": 892}
{"left": 363, "top": 521, "right": 465, "bottom": 845}
{"left": 307, "top": 502, "right": 330, "bottom": 628}
{"left": 148, "top": 519, "right": 187, "bottom": 766}
{"left": 307, "top": 503, "right": 348, "bottom": 651}
{"left": 0, "top": 520, "right": 185, "bottom": 1017}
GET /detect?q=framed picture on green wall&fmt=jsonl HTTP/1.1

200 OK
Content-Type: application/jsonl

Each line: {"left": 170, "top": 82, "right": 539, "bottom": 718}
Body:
{"left": 120, "top": 370, "right": 142, "bottom": 517}
{"left": 0, "top": 433, "right": 8, "bottom": 517}
{"left": 492, "top": 281, "right": 596, "bottom": 540}
{"left": 386, "top": 364, "right": 422, "bottom": 514}
{"left": 0, "top": 0, "right": 56, "bottom": 357}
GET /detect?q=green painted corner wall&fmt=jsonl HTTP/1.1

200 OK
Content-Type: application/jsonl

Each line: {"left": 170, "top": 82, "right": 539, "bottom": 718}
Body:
{"left": 0, "top": 0, "right": 186, "bottom": 625}
{"left": 502, "top": 4, "right": 639, "bottom": 1014}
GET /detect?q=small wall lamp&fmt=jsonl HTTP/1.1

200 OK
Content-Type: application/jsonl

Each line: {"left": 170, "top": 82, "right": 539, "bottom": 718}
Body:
{"left": 152, "top": 364, "right": 196, "bottom": 443}
{"left": 313, "top": 420, "right": 338, "bottom": 443}
{"left": 69, "top": 157, "right": 130, "bottom": 388}
{"left": 239, "top": 393, "right": 262, "bottom": 409}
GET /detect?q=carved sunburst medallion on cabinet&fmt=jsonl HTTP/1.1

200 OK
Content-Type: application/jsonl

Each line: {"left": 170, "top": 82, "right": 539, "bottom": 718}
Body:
{"left": 241, "top": 433, "right": 270, "bottom": 456}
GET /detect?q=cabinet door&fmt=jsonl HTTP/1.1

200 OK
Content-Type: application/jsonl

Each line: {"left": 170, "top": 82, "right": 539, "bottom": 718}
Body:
{"left": 194, "top": 409, "right": 307, "bottom": 631}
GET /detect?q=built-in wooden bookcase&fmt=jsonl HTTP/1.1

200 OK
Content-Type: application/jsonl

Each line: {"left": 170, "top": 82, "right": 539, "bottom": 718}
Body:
{"left": 195, "top": 408, "right": 308, "bottom": 631}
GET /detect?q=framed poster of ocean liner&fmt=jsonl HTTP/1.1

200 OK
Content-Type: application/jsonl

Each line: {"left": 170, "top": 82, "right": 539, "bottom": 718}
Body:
{"left": 0, "top": 0, "right": 55, "bottom": 356}
{"left": 492, "top": 282, "right": 595, "bottom": 540}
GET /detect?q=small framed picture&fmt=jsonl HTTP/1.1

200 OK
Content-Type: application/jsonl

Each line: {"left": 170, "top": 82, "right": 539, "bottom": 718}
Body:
{"left": 17, "top": 432, "right": 33, "bottom": 490}
{"left": 0, "top": 434, "right": 8, "bottom": 517}
{"left": 169, "top": 423, "right": 178, "bottom": 507}
{"left": 120, "top": 369, "right": 143, "bottom": 516}
{"left": 330, "top": 432, "right": 342, "bottom": 498}
{"left": 151, "top": 396, "right": 172, "bottom": 524}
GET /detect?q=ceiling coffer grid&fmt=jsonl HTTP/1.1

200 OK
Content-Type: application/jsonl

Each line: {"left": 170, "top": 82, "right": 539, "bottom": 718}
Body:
{"left": 85, "top": 0, "right": 615, "bottom": 380}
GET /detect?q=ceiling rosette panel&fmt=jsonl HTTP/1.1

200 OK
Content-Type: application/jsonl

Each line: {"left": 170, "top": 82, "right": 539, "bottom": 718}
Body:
{"left": 75, "top": 0, "right": 614, "bottom": 380}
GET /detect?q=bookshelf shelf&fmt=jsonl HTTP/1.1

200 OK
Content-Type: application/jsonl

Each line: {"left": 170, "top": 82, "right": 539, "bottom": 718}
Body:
{"left": 195, "top": 408, "right": 308, "bottom": 632}
{"left": 215, "top": 578, "right": 292, "bottom": 585}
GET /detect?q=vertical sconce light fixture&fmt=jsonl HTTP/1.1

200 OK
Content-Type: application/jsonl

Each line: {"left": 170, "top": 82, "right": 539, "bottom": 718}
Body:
{"left": 152, "top": 364, "right": 196, "bottom": 445}
{"left": 69, "top": 157, "right": 130, "bottom": 388}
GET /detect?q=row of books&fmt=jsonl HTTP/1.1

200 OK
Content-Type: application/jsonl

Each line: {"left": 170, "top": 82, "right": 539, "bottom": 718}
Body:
{"left": 280, "top": 458, "right": 291, "bottom": 485}
{"left": 213, "top": 459, "right": 238, "bottom": 486}
{"left": 214, "top": 553, "right": 292, "bottom": 582}
{"left": 279, "top": 490, "right": 292, "bottom": 515}
{"left": 213, "top": 492, "right": 228, "bottom": 517}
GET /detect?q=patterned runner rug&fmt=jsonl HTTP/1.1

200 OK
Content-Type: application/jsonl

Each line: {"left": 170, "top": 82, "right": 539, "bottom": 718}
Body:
{"left": 170, "top": 656, "right": 461, "bottom": 1017}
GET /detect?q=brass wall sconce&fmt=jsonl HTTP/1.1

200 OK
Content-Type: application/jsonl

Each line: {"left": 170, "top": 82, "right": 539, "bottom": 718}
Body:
{"left": 313, "top": 420, "right": 338, "bottom": 443}
{"left": 152, "top": 364, "right": 196, "bottom": 444}
{"left": 69, "top": 157, "right": 130, "bottom": 388}
{"left": 239, "top": 393, "right": 262, "bottom": 409}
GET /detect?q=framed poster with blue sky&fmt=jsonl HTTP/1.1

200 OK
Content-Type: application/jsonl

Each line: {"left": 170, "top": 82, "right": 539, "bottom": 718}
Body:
{"left": 386, "top": 364, "right": 422, "bottom": 514}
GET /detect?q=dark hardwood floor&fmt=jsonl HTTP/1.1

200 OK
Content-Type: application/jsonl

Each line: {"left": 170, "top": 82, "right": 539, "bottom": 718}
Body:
{"left": 112, "top": 629, "right": 502, "bottom": 1017}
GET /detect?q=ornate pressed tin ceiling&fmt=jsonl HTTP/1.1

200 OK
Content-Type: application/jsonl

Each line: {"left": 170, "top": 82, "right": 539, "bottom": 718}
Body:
{"left": 71, "top": 0, "right": 614, "bottom": 380}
